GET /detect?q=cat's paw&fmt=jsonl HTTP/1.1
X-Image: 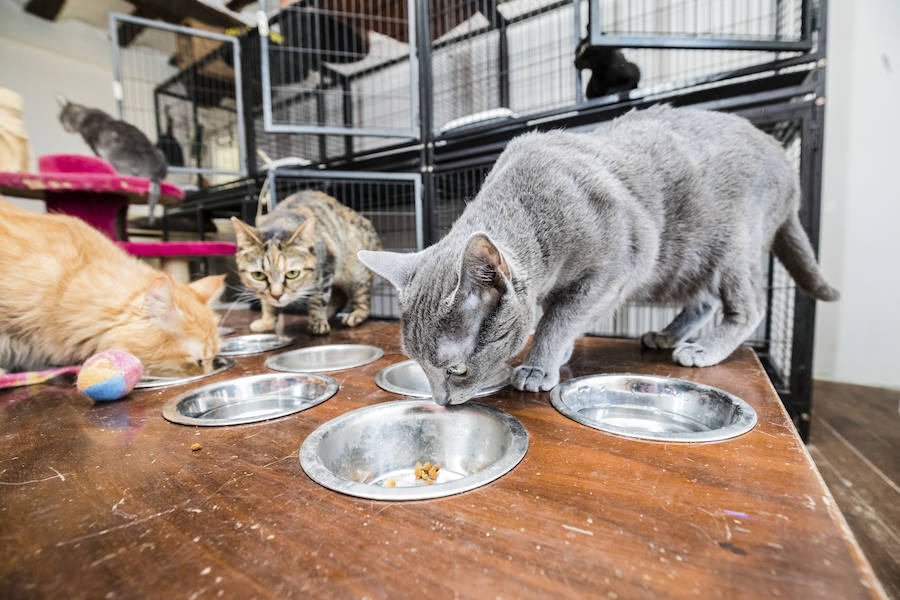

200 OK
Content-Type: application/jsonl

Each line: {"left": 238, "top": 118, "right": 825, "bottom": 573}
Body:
{"left": 512, "top": 365, "right": 560, "bottom": 393}
{"left": 250, "top": 318, "right": 276, "bottom": 332}
{"left": 641, "top": 331, "right": 680, "bottom": 350}
{"left": 341, "top": 311, "right": 368, "bottom": 328}
{"left": 672, "top": 343, "right": 720, "bottom": 367}
{"left": 308, "top": 320, "right": 331, "bottom": 336}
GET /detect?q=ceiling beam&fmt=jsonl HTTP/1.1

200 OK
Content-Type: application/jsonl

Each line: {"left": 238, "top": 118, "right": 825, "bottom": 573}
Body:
{"left": 117, "top": 0, "right": 246, "bottom": 47}
{"left": 226, "top": 0, "right": 256, "bottom": 12}
{"left": 24, "top": 0, "right": 66, "bottom": 21}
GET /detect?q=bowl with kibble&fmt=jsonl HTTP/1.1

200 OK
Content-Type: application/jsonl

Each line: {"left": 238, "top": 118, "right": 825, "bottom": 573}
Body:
{"left": 299, "top": 400, "right": 528, "bottom": 501}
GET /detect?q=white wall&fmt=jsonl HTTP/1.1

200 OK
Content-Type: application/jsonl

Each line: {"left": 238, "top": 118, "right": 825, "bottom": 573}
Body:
{"left": 814, "top": 0, "right": 900, "bottom": 388}
{"left": 0, "top": 0, "right": 116, "bottom": 211}
{"left": 0, "top": 0, "right": 116, "bottom": 163}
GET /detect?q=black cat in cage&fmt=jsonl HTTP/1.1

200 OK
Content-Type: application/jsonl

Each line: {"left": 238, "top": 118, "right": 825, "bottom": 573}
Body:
{"left": 574, "top": 38, "right": 641, "bottom": 99}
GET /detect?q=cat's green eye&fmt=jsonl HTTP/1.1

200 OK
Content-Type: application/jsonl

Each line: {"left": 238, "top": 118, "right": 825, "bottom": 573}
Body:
{"left": 447, "top": 362, "right": 467, "bottom": 376}
{"left": 285, "top": 270, "right": 301, "bottom": 279}
{"left": 250, "top": 271, "right": 266, "bottom": 281}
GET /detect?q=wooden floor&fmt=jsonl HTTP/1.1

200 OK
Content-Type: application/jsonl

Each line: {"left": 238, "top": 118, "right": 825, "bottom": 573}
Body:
{"left": 809, "top": 380, "right": 900, "bottom": 598}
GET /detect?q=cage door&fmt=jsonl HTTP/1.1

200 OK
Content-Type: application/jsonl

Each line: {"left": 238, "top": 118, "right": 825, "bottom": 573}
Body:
{"left": 257, "top": 0, "right": 420, "bottom": 138}
{"left": 109, "top": 13, "right": 248, "bottom": 183}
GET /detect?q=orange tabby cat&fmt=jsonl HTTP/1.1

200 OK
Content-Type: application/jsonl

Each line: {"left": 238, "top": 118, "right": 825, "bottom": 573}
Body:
{"left": 0, "top": 198, "right": 223, "bottom": 376}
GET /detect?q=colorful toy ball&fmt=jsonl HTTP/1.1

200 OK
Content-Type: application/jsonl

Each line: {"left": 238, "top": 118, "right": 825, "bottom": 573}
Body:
{"left": 76, "top": 351, "right": 143, "bottom": 401}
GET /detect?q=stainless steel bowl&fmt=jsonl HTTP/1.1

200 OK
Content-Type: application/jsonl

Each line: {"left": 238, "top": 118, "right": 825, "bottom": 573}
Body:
{"left": 300, "top": 400, "right": 528, "bottom": 501}
{"left": 550, "top": 374, "right": 758, "bottom": 443}
{"left": 375, "top": 360, "right": 511, "bottom": 399}
{"left": 218, "top": 334, "right": 294, "bottom": 356}
{"left": 162, "top": 373, "right": 338, "bottom": 426}
{"left": 265, "top": 344, "right": 384, "bottom": 373}
{"left": 134, "top": 357, "right": 235, "bottom": 390}
{"left": 218, "top": 327, "right": 235, "bottom": 337}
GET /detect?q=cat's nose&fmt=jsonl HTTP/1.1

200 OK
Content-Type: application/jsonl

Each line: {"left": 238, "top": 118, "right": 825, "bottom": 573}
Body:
{"left": 270, "top": 291, "right": 282, "bottom": 300}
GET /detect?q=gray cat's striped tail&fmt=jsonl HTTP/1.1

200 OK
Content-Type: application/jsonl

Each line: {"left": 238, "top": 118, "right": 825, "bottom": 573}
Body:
{"left": 772, "top": 212, "right": 840, "bottom": 301}
{"left": 147, "top": 178, "right": 161, "bottom": 226}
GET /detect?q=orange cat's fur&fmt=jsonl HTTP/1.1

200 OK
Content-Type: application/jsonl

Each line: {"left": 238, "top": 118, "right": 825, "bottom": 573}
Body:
{"left": 0, "top": 199, "right": 223, "bottom": 377}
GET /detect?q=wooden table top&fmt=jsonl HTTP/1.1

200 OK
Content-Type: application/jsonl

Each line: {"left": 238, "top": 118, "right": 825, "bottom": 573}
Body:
{"left": 0, "top": 312, "right": 885, "bottom": 599}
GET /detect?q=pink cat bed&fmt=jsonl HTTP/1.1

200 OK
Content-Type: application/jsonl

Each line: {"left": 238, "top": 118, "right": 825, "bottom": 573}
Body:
{"left": 0, "top": 154, "right": 184, "bottom": 240}
{"left": 118, "top": 241, "right": 236, "bottom": 257}
{"left": 0, "top": 154, "right": 234, "bottom": 281}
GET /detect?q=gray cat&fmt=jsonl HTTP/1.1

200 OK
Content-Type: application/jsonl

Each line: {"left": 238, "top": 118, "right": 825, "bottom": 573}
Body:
{"left": 359, "top": 105, "right": 839, "bottom": 406}
{"left": 57, "top": 96, "right": 167, "bottom": 224}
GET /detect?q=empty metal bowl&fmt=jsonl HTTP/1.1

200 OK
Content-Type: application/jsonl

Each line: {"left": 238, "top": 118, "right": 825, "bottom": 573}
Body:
{"left": 218, "top": 327, "right": 235, "bottom": 337}
{"left": 134, "top": 357, "right": 235, "bottom": 390}
{"left": 550, "top": 374, "right": 758, "bottom": 443}
{"left": 218, "top": 334, "right": 294, "bottom": 356}
{"left": 162, "top": 373, "right": 339, "bottom": 426}
{"left": 300, "top": 400, "right": 528, "bottom": 501}
{"left": 375, "top": 360, "right": 511, "bottom": 399}
{"left": 266, "top": 344, "right": 384, "bottom": 373}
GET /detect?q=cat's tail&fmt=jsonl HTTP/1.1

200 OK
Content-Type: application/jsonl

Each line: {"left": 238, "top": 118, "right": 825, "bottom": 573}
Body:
{"left": 773, "top": 213, "right": 840, "bottom": 301}
{"left": 147, "top": 178, "right": 161, "bottom": 226}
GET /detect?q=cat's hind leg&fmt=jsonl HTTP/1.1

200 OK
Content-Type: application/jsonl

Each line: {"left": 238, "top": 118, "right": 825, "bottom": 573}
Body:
{"left": 250, "top": 301, "right": 278, "bottom": 332}
{"left": 672, "top": 264, "right": 764, "bottom": 367}
{"left": 341, "top": 280, "right": 373, "bottom": 328}
{"left": 641, "top": 298, "right": 718, "bottom": 350}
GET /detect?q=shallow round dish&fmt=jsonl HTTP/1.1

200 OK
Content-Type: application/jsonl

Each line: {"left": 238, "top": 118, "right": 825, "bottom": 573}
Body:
{"left": 134, "top": 357, "right": 234, "bottom": 390}
{"left": 375, "top": 359, "right": 510, "bottom": 400}
{"left": 162, "top": 373, "right": 338, "bottom": 427}
{"left": 217, "top": 327, "right": 235, "bottom": 337}
{"left": 218, "top": 334, "right": 294, "bottom": 356}
{"left": 300, "top": 400, "right": 528, "bottom": 501}
{"left": 265, "top": 344, "right": 383, "bottom": 373}
{"left": 550, "top": 374, "right": 758, "bottom": 443}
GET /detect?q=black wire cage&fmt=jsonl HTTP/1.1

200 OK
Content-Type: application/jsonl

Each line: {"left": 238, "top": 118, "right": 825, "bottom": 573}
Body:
{"left": 144, "top": 0, "right": 829, "bottom": 439}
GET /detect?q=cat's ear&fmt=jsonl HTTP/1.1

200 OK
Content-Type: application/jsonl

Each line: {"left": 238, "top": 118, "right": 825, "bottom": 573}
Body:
{"left": 287, "top": 218, "right": 316, "bottom": 248}
{"left": 358, "top": 250, "right": 419, "bottom": 292}
{"left": 230, "top": 217, "right": 263, "bottom": 247}
{"left": 188, "top": 274, "right": 226, "bottom": 306}
{"left": 142, "top": 276, "right": 177, "bottom": 329}
{"left": 55, "top": 94, "right": 69, "bottom": 108}
{"left": 458, "top": 232, "right": 510, "bottom": 299}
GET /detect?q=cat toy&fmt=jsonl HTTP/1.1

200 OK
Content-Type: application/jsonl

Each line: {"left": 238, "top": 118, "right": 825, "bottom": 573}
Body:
{"left": 0, "top": 350, "right": 143, "bottom": 401}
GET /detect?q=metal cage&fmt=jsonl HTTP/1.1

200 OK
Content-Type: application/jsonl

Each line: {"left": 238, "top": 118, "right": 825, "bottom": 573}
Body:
{"left": 109, "top": 13, "right": 247, "bottom": 187}
{"left": 427, "top": 0, "right": 817, "bottom": 135}
{"left": 257, "top": 0, "right": 420, "bottom": 139}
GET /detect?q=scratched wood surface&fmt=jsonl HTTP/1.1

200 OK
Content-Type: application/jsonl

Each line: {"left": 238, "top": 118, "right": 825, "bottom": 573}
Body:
{"left": 0, "top": 312, "right": 886, "bottom": 599}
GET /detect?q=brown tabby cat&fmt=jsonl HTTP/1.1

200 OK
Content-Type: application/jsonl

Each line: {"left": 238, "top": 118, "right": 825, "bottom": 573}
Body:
{"left": 231, "top": 191, "right": 382, "bottom": 335}
{"left": 0, "top": 198, "right": 224, "bottom": 376}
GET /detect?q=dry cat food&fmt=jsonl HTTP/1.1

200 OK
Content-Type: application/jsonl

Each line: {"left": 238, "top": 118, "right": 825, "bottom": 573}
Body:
{"left": 383, "top": 478, "right": 396, "bottom": 487}
{"left": 414, "top": 461, "right": 440, "bottom": 483}
{"left": 190, "top": 443, "right": 202, "bottom": 451}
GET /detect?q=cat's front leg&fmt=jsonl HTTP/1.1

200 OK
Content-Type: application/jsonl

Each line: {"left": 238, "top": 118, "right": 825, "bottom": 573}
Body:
{"left": 307, "top": 293, "right": 331, "bottom": 335}
{"left": 513, "top": 279, "right": 617, "bottom": 393}
{"left": 341, "top": 282, "right": 372, "bottom": 328}
{"left": 250, "top": 302, "right": 278, "bottom": 332}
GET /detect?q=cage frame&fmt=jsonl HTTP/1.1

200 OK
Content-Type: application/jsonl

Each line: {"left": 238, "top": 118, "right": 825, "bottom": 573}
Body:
{"left": 109, "top": 12, "right": 249, "bottom": 178}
